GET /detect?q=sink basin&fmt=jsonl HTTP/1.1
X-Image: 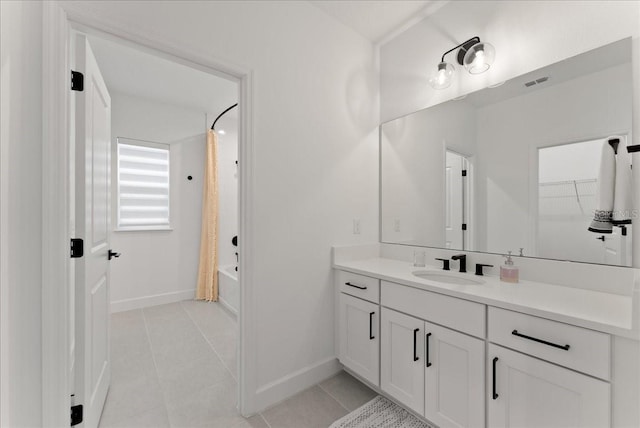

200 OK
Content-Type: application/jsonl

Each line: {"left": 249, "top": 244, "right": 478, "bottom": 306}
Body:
{"left": 412, "top": 270, "right": 485, "bottom": 285}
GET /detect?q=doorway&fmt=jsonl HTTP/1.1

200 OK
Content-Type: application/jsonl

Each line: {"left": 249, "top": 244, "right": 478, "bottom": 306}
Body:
{"left": 445, "top": 150, "right": 471, "bottom": 250}
{"left": 70, "top": 24, "right": 242, "bottom": 426}
{"left": 537, "top": 137, "right": 632, "bottom": 266}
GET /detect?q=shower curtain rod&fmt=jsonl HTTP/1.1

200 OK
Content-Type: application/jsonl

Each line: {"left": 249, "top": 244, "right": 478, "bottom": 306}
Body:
{"left": 211, "top": 103, "right": 238, "bottom": 130}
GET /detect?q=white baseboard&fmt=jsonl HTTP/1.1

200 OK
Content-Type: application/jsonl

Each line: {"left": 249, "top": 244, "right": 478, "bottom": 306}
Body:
{"left": 254, "top": 357, "right": 341, "bottom": 412}
{"left": 111, "top": 289, "right": 195, "bottom": 313}
{"left": 218, "top": 295, "right": 238, "bottom": 317}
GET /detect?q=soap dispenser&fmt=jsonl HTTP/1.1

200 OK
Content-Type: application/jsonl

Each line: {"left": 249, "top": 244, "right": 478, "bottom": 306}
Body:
{"left": 500, "top": 251, "right": 519, "bottom": 283}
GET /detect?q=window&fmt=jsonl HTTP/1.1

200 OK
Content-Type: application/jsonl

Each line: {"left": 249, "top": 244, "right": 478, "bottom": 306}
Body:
{"left": 116, "top": 138, "right": 170, "bottom": 230}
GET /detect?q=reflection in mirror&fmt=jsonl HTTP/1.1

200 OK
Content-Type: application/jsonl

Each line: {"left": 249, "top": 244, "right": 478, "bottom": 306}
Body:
{"left": 445, "top": 150, "right": 470, "bottom": 250}
{"left": 537, "top": 137, "right": 631, "bottom": 265}
{"left": 381, "top": 38, "right": 633, "bottom": 266}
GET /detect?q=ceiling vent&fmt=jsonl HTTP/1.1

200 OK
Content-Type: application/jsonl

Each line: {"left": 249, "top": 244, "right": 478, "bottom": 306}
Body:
{"left": 524, "top": 76, "right": 550, "bottom": 88}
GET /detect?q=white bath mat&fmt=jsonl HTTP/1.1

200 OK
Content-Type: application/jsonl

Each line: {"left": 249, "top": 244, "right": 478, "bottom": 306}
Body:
{"left": 329, "top": 396, "right": 435, "bottom": 428}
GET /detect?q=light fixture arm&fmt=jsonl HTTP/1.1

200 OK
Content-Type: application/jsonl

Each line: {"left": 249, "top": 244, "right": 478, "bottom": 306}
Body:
{"left": 440, "top": 36, "right": 480, "bottom": 64}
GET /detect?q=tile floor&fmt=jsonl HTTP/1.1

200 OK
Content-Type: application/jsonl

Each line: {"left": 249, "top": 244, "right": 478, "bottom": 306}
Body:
{"left": 100, "top": 300, "right": 377, "bottom": 428}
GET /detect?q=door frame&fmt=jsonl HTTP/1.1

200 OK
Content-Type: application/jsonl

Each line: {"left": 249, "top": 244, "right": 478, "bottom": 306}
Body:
{"left": 42, "top": 2, "right": 257, "bottom": 425}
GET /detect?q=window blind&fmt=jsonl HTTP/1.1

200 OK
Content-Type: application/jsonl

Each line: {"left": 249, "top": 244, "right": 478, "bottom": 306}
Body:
{"left": 117, "top": 139, "right": 170, "bottom": 229}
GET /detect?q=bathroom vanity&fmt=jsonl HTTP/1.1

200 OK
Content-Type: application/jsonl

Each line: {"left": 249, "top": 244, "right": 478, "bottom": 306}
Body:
{"left": 339, "top": 34, "right": 640, "bottom": 427}
{"left": 333, "top": 244, "right": 640, "bottom": 428}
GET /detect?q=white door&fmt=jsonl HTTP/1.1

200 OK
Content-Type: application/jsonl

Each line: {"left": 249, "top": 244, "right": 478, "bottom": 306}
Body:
{"left": 74, "top": 33, "right": 112, "bottom": 428}
{"left": 603, "top": 226, "right": 631, "bottom": 266}
{"left": 380, "top": 308, "right": 424, "bottom": 415}
{"left": 445, "top": 151, "right": 464, "bottom": 249}
{"left": 338, "top": 293, "right": 379, "bottom": 386}
{"left": 488, "top": 344, "right": 610, "bottom": 428}
{"left": 424, "top": 322, "right": 484, "bottom": 428}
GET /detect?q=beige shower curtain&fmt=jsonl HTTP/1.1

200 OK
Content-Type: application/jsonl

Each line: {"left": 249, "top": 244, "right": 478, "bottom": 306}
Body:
{"left": 196, "top": 129, "right": 219, "bottom": 301}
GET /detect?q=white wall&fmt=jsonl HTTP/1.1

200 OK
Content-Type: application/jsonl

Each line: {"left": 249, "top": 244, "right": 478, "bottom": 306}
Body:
{"left": 0, "top": 1, "right": 44, "bottom": 426}
{"left": 538, "top": 139, "right": 603, "bottom": 183}
{"left": 110, "top": 92, "right": 211, "bottom": 310}
{"left": 59, "top": 0, "right": 379, "bottom": 412}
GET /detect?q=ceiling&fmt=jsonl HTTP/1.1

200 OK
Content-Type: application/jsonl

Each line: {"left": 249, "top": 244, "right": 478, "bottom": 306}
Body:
{"left": 87, "top": 1, "right": 435, "bottom": 120}
{"left": 88, "top": 35, "right": 238, "bottom": 121}
{"left": 309, "top": 0, "right": 435, "bottom": 43}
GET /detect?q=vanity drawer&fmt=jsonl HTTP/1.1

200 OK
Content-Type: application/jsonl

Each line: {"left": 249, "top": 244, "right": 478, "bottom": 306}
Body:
{"left": 381, "top": 281, "right": 485, "bottom": 338}
{"left": 488, "top": 307, "right": 610, "bottom": 380}
{"left": 337, "top": 270, "right": 380, "bottom": 304}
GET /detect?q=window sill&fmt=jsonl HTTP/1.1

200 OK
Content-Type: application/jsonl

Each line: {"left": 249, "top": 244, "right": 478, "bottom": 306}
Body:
{"left": 113, "top": 226, "right": 173, "bottom": 233}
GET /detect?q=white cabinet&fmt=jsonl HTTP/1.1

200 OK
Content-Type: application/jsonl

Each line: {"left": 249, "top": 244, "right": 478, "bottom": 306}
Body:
{"left": 488, "top": 344, "right": 610, "bottom": 428}
{"left": 339, "top": 293, "right": 379, "bottom": 386}
{"left": 488, "top": 307, "right": 610, "bottom": 380}
{"left": 380, "top": 308, "right": 425, "bottom": 415}
{"left": 335, "top": 267, "right": 616, "bottom": 428}
{"left": 425, "top": 322, "right": 484, "bottom": 428}
{"left": 380, "top": 307, "right": 485, "bottom": 427}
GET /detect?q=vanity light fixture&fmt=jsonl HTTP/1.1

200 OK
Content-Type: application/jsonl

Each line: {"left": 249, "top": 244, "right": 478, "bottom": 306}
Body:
{"left": 429, "top": 36, "right": 496, "bottom": 90}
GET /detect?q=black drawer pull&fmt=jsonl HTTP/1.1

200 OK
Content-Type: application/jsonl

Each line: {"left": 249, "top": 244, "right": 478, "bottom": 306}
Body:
{"left": 345, "top": 282, "right": 367, "bottom": 290}
{"left": 492, "top": 357, "right": 499, "bottom": 400}
{"left": 512, "top": 330, "right": 570, "bottom": 351}
{"left": 425, "top": 333, "right": 432, "bottom": 367}
{"left": 413, "top": 328, "right": 419, "bottom": 362}
{"left": 369, "top": 312, "right": 375, "bottom": 340}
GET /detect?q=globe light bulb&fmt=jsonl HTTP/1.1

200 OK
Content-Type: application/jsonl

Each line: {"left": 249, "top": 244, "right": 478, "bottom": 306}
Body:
{"left": 463, "top": 42, "right": 495, "bottom": 74}
{"left": 429, "top": 62, "right": 454, "bottom": 90}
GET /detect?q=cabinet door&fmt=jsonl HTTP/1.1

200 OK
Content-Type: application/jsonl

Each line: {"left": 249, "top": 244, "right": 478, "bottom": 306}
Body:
{"left": 488, "top": 344, "right": 610, "bottom": 428}
{"left": 425, "top": 322, "right": 485, "bottom": 428}
{"left": 381, "top": 308, "right": 424, "bottom": 415}
{"left": 339, "top": 293, "right": 379, "bottom": 386}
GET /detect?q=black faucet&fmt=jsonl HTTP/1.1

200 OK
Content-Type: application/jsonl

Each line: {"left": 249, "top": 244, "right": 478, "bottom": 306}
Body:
{"left": 451, "top": 254, "right": 467, "bottom": 273}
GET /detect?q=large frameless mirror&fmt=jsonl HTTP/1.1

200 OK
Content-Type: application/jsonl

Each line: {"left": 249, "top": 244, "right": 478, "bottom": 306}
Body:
{"left": 380, "top": 38, "right": 633, "bottom": 266}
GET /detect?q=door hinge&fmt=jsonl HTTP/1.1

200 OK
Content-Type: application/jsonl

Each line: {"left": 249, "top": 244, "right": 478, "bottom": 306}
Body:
{"left": 462, "top": 223, "right": 467, "bottom": 231}
{"left": 71, "top": 71, "right": 84, "bottom": 91}
{"left": 70, "top": 404, "right": 83, "bottom": 426}
{"left": 462, "top": 169, "right": 467, "bottom": 177}
{"left": 70, "top": 238, "right": 84, "bottom": 258}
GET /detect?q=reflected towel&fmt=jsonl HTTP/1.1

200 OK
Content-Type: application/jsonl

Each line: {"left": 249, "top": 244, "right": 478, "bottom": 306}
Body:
{"left": 589, "top": 136, "right": 632, "bottom": 233}
{"left": 613, "top": 138, "right": 632, "bottom": 224}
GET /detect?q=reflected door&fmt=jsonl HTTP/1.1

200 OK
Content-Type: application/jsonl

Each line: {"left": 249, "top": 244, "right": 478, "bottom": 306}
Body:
{"left": 603, "top": 226, "right": 632, "bottom": 266}
{"left": 537, "top": 138, "right": 632, "bottom": 266}
{"left": 445, "top": 151, "right": 465, "bottom": 249}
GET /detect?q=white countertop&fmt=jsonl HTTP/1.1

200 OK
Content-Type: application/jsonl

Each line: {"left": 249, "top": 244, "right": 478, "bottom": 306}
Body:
{"left": 334, "top": 257, "right": 637, "bottom": 338}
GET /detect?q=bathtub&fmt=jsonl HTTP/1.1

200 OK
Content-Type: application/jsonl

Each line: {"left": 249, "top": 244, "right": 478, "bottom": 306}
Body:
{"left": 218, "top": 264, "right": 238, "bottom": 316}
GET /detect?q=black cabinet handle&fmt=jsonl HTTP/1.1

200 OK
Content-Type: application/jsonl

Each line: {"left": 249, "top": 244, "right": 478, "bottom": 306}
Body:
{"left": 512, "top": 330, "right": 570, "bottom": 351}
{"left": 369, "top": 312, "right": 375, "bottom": 340}
{"left": 345, "top": 282, "right": 367, "bottom": 290}
{"left": 413, "top": 328, "right": 419, "bottom": 361}
{"left": 492, "top": 357, "right": 499, "bottom": 400}
{"left": 425, "top": 333, "right": 432, "bottom": 367}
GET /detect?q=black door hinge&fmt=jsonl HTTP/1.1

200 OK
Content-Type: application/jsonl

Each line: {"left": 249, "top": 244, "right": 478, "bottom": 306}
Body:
{"left": 462, "top": 169, "right": 467, "bottom": 177}
{"left": 71, "top": 71, "right": 84, "bottom": 91}
{"left": 462, "top": 223, "right": 467, "bottom": 231}
{"left": 70, "top": 404, "right": 83, "bottom": 426}
{"left": 70, "top": 238, "right": 84, "bottom": 258}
